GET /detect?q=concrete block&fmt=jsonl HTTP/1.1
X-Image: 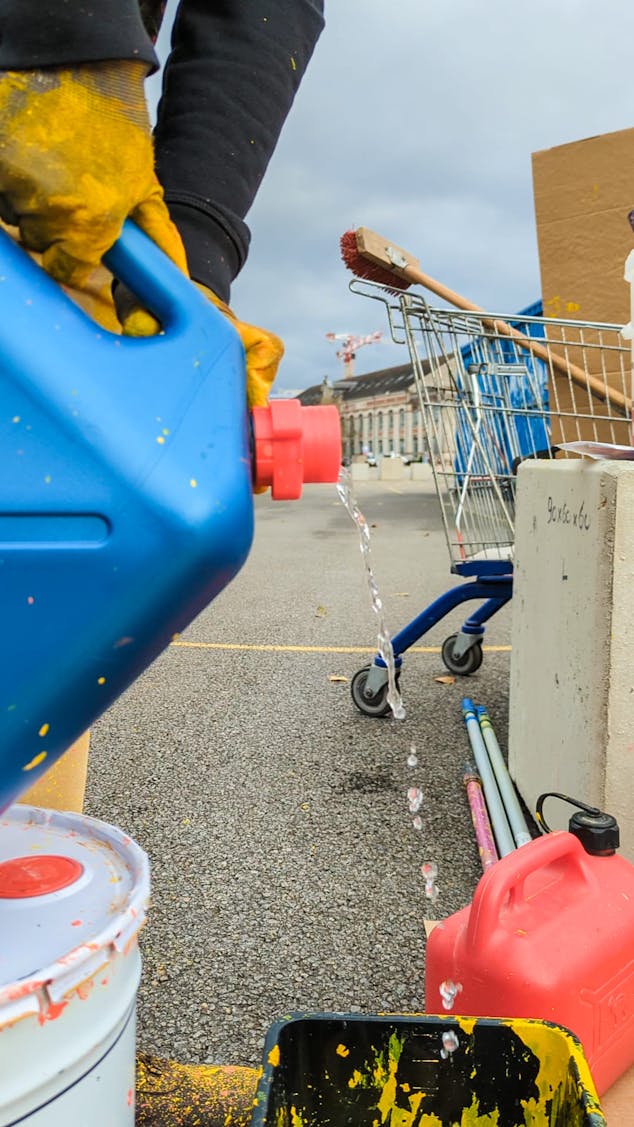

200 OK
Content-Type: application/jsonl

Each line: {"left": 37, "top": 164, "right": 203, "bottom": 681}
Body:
{"left": 350, "top": 462, "right": 370, "bottom": 481}
{"left": 379, "top": 457, "right": 405, "bottom": 481}
{"left": 509, "top": 459, "right": 634, "bottom": 858}
{"left": 411, "top": 462, "right": 434, "bottom": 483}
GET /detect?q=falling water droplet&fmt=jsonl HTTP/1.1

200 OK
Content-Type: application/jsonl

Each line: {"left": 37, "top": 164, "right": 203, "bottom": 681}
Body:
{"left": 337, "top": 469, "right": 405, "bottom": 720}
{"left": 440, "top": 1030, "right": 460, "bottom": 1058}
{"left": 439, "top": 980, "right": 462, "bottom": 1011}
{"left": 407, "top": 787, "right": 423, "bottom": 814}
{"left": 422, "top": 860, "right": 439, "bottom": 903}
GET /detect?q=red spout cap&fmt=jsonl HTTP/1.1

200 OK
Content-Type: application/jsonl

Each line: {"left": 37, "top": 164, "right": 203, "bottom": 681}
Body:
{"left": 252, "top": 401, "right": 341, "bottom": 500}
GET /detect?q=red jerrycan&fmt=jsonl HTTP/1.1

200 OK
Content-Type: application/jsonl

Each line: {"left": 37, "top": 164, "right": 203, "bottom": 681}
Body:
{"left": 425, "top": 795, "right": 634, "bottom": 1094}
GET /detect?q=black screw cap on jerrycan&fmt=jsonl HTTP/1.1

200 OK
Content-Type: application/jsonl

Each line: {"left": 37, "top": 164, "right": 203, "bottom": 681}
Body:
{"left": 0, "top": 222, "right": 341, "bottom": 812}
{"left": 535, "top": 792, "right": 620, "bottom": 856}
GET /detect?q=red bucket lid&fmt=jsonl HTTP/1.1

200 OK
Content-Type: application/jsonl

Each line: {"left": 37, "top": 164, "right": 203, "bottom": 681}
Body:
{"left": 0, "top": 855, "right": 84, "bottom": 898}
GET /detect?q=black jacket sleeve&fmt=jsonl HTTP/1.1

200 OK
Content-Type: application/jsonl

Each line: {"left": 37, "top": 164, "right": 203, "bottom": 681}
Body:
{"left": 154, "top": 0, "right": 325, "bottom": 301}
{"left": 0, "top": 1, "right": 158, "bottom": 70}
{"left": 0, "top": 0, "right": 325, "bottom": 302}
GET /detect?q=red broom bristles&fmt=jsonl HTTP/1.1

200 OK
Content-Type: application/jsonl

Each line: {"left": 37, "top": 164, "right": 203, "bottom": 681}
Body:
{"left": 339, "top": 229, "right": 411, "bottom": 291}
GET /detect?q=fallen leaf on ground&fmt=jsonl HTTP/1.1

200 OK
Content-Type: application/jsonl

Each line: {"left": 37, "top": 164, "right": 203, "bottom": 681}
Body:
{"left": 315, "top": 606, "right": 328, "bottom": 617}
{"left": 329, "top": 675, "right": 349, "bottom": 683}
{"left": 434, "top": 675, "right": 456, "bottom": 685}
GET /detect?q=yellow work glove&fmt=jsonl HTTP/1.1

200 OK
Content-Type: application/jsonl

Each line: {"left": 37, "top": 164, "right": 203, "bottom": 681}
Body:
{"left": 0, "top": 62, "right": 187, "bottom": 289}
{"left": 122, "top": 284, "right": 284, "bottom": 410}
{"left": 200, "top": 286, "right": 285, "bottom": 410}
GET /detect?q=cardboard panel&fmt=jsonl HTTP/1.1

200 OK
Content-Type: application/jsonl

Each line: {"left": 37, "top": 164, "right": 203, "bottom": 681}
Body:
{"left": 532, "top": 129, "right": 634, "bottom": 441}
{"left": 532, "top": 128, "right": 634, "bottom": 326}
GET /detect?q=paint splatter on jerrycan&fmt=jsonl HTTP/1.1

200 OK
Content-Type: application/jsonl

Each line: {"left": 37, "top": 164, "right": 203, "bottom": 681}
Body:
{"left": 0, "top": 222, "right": 340, "bottom": 811}
{"left": 425, "top": 807, "right": 634, "bottom": 1095}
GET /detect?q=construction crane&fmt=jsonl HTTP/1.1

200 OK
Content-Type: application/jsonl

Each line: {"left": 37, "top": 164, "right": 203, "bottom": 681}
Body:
{"left": 325, "top": 330, "right": 382, "bottom": 378}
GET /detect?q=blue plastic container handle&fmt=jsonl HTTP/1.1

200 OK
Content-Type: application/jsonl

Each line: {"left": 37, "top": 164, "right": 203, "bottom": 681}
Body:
{"left": 0, "top": 221, "right": 254, "bottom": 810}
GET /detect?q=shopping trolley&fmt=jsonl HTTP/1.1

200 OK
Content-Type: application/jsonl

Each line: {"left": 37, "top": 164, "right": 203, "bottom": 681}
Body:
{"left": 349, "top": 280, "right": 631, "bottom": 716}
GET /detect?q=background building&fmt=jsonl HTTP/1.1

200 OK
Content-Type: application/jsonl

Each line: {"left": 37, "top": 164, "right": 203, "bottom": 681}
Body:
{"left": 298, "top": 363, "right": 431, "bottom": 462}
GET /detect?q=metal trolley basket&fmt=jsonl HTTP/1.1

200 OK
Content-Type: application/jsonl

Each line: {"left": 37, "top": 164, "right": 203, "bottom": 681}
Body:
{"left": 349, "top": 279, "right": 631, "bottom": 716}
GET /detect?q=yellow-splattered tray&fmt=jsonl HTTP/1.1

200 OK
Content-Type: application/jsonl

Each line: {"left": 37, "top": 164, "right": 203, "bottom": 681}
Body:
{"left": 251, "top": 1013, "right": 605, "bottom": 1126}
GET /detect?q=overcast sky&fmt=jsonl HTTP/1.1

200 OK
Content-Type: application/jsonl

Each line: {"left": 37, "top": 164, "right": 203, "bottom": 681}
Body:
{"left": 148, "top": 1, "right": 634, "bottom": 395}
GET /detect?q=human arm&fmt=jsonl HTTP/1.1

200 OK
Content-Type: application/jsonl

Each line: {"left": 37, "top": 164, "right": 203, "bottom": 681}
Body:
{"left": 0, "top": 0, "right": 325, "bottom": 301}
{"left": 153, "top": 0, "right": 325, "bottom": 303}
{"left": 129, "top": 0, "right": 325, "bottom": 404}
{"left": 0, "top": 2, "right": 186, "bottom": 285}
{"left": 0, "top": 0, "right": 157, "bottom": 70}
{"left": 0, "top": 1, "right": 324, "bottom": 402}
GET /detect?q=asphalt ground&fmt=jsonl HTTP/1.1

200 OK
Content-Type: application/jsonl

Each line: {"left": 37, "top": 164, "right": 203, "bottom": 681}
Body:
{"left": 85, "top": 475, "right": 514, "bottom": 1068}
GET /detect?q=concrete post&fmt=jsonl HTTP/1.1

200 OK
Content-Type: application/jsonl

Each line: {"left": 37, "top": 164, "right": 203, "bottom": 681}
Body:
{"left": 350, "top": 462, "right": 371, "bottom": 481}
{"left": 405, "top": 408, "right": 413, "bottom": 455}
{"left": 509, "top": 459, "right": 634, "bottom": 859}
{"left": 411, "top": 462, "right": 434, "bottom": 483}
{"left": 379, "top": 457, "right": 406, "bottom": 481}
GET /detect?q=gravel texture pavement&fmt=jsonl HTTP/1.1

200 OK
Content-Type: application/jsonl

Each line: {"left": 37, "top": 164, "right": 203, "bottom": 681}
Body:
{"left": 86, "top": 476, "right": 514, "bottom": 1068}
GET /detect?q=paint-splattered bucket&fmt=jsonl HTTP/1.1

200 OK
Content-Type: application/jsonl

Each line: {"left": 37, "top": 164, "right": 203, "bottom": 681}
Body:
{"left": 0, "top": 804, "right": 150, "bottom": 1126}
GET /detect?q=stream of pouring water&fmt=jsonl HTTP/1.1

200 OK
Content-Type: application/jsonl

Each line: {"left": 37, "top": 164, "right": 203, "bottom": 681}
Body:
{"left": 337, "top": 473, "right": 454, "bottom": 1038}
{"left": 337, "top": 467, "right": 406, "bottom": 720}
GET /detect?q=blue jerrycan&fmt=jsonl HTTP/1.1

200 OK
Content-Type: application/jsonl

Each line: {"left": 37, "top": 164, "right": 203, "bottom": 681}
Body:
{"left": 0, "top": 222, "right": 256, "bottom": 811}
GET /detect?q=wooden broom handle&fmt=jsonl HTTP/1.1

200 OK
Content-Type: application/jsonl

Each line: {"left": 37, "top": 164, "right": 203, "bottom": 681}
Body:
{"left": 354, "top": 227, "right": 631, "bottom": 415}
{"left": 409, "top": 265, "right": 629, "bottom": 413}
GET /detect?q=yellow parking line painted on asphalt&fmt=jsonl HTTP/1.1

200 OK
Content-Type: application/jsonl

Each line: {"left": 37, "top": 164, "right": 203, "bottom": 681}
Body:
{"left": 171, "top": 641, "right": 512, "bottom": 655}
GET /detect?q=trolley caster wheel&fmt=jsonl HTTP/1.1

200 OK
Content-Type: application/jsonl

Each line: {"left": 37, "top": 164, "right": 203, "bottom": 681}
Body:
{"left": 350, "top": 665, "right": 397, "bottom": 718}
{"left": 441, "top": 634, "right": 483, "bottom": 676}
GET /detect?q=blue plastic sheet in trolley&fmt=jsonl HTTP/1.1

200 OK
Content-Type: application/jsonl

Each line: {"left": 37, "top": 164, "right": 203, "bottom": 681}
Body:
{"left": 454, "top": 301, "right": 551, "bottom": 479}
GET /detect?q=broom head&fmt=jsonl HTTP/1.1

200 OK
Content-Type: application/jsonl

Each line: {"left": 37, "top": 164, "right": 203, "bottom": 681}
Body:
{"left": 340, "top": 227, "right": 419, "bottom": 291}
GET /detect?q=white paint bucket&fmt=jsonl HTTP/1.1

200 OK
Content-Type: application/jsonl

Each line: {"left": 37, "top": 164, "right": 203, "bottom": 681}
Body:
{"left": 0, "top": 804, "right": 150, "bottom": 1126}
